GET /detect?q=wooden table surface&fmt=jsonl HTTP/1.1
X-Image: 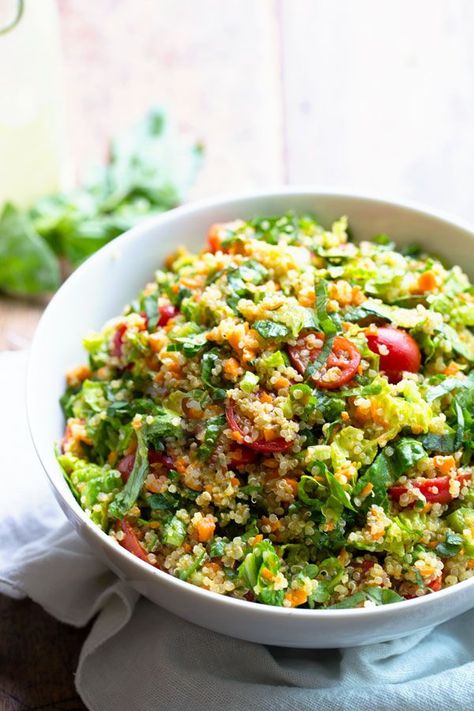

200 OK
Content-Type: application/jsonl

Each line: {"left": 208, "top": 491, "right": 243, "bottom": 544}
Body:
{"left": 1, "top": 1, "right": 473, "bottom": 708}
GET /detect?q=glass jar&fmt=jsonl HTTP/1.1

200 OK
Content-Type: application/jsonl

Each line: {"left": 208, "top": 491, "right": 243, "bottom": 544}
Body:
{"left": 0, "top": 0, "right": 68, "bottom": 207}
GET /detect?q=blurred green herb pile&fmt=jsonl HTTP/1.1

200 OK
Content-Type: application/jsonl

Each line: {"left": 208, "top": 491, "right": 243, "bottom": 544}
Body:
{"left": 0, "top": 107, "right": 203, "bottom": 297}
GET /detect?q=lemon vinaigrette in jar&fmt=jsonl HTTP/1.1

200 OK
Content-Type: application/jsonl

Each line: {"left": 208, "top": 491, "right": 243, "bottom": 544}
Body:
{"left": 0, "top": 0, "right": 68, "bottom": 207}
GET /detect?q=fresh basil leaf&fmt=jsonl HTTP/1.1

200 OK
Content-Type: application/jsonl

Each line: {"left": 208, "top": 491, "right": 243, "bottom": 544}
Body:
{"left": 315, "top": 279, "right": 338, "bottom": 337}
{"left": 435, "top": 532, "right": 464, "bottom": 558}
{"left": 364, "top": 587, "right": 404, "bottom": 605}
{"left": 343, "top": 303, "right": 392, "bottom": 324}
{"left": 329, "top": 586, "right": 403, "bottom": 609}
{"left": 201, "top": 349, "right": 227, "bottom": 400}
{"left": 27, "top": 107, "right": 202, "bottom": 282}
{"left": 254, "top": 320, "right": 290, "bottom": 339}
{"left": 145, "top": 409, "right": 183, "bottom": 448}
{"left": 109, "top": 427, "right": 149, "bottom": 518}
{"left": 297, "top": 475, "right": 323, "bottom": 508}
{"left": 197, "top": 415, "right": 226, "bottom": 461}
{"left": 329, "top": 591, "right": 367, "bottom": 609}
{"left": 143, "top": 292, "right": 159, "bottom": 331}
{"left": 149, "top": 491, "right": 180, "bottom": 511}
{"left": 0, "top": 203, "right": 60, "bottom": 295}
{"left": 438, "top": 324, "right": 474, "bottom": 363}
{"left": 177, "top": 550, "right": 207, "bottom": 581}
{"left": 353, "top": 438, "right": 426, "bottom": 511}
{"left": 426, "top": 376, "right": 472, "bottom": 403}
{"left": 209, "top": 538, "right": 227, "bottom": 558}
{"left": 172, "top": 331, "right": 208, "bottom": 356}
{"left": 391, "top": 438, "right": 427, "bottom": 476}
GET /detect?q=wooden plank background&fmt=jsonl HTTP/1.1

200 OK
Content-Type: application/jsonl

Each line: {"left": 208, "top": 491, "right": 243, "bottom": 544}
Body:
{"left": 1, "top": 0, "right": 473, "bottom": 708}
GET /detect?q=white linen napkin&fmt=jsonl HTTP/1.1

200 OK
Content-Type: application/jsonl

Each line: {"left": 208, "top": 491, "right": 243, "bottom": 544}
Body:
{"left": 1, "top": 350, "right": 474, "bottom": 711}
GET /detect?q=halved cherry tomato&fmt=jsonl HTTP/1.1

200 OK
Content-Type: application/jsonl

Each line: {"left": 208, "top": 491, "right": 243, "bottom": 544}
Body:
{"left": 118, "top": 520, "right": 149, "bottom": 562}
{"left": 366, "top": 327, "right": 421, "bottom": 383}
{"left": 117, "top": 449, "right": 174, "bottom": 483}
{"left": 111, "top": 324, "right": 127, "bottom": 357}
{"left": 158, "top": 303, "right": 179, "bottom": 327}
{"left": 225, "top": 402, "right": 293, "bottom": 452}
{"left": 389, "top": 474, "right": 471, "bottom": 505}
{"left": 287, "top": 332, "right": 361, "bottom": 390}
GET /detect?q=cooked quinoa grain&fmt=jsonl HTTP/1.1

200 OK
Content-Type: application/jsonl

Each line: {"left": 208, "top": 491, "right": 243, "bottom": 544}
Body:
{"left": 59, "top": 213, "right": 474, "bottom": 609}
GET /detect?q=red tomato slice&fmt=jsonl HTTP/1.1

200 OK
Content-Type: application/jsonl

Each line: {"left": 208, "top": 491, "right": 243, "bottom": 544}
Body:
{"left": 366, "top": 327, "right": 421, "bottom": 383}
{"left": 389, "top": 474, "right": 471, "bottom": 505}
{"left": 118, "top": 520, "right": 149, "bottom": 562}
{"left": 117, "top": 449, "right": 174, "bottom": 483}
{"left": 111, "top": 324, "right": 127, "bottom": 358}
{"left": 287, "top": 332, "right": 361, "bottom": 390}
{"left": 225, "top": 402, "right": 293, "bottom": 452}
{"left": 158, "top": 303, "right": 179, "bottom": 327}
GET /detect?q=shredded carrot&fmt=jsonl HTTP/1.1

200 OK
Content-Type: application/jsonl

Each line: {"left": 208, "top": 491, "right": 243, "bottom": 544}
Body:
{"left": 263, "top": 427, "right": 278, "bottom": 442}
{"left": 231, "top": 476, "right": 240, "bottom": 487}
{"left": 228, "top": 330, "right": 243, "bottom": 351}
{"left": 298, "top": 292, "right": 315, "bottom": 307}
{"left": 204, "top": 561, "right": 221, "bottom": 573}
{"left": 195, "top": 518, "right": 216, "bottom": 542}
{"left": 65, "top": 364, "right": 91, "bottom": 387}
{"left": 360, "top": 482, "right": 374, "bottom": 498}
{"left": 260, "top": 567, "right": 274, "bottom": 582}
{"left": 263, "top": 458, "right": 279, "bottom": 469}
{"left": 144, "top": 478, "right": 163, "bottom": 494}
{"left": 433, "top": 455, "right": 456, "bottom": 475}
{"left": 165, "top": 253, "right": 177, "bottom": 269}
{"left": 466, "top": 560, "right": 474, "bottom": 570}
{"left": 443, "top": 361, "right": 461, "bottom": 376}
{"left": 107, "top": 451, "right": 118, "bottom": 466}
{"left": 416, "top": 270, "right": 438, "bottom": 293}
{"left": 252, "top": 534, "right": 263, "bottom": 545}
{"left": 223, "top": 357, "right": 241, "bottom": 379}
{"left": 284, "top": 478, "right": 299, "bottom": 496}
{"left": 184, "top": 477, "right": 202, "bottom": 492}
{"left": 259, "top": 391, "right": 273, "bottom": 404}
{"left": 181, "top": 275, "right": 202, "bottom": 289}
{"left": 261, "top": 516, "right": 281, "bottom": 532}
{"left": 147, "top": 521, "right": 161, "bottom": 530}
{"left": 230, "top": 430, "right": 244, "bottom": 444}
{"left": 274, "top": 376, "right": 290, "bottom": 390}
{"left": 285, "top": 588, "right": 308, "bottom": 607}
{"left": 371, "top": 530, "right": 385, "bottom": 541}
{"left": 207, "top": 223, "right": 225, "bottom": 253}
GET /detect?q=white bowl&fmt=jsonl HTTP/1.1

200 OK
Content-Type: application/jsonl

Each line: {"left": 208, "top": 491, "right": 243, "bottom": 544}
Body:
{"left": 27, "top": 188, "right": 474, "bottom": 648}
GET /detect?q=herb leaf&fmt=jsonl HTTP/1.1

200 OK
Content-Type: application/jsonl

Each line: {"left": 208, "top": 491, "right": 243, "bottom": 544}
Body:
{"left": 197, "top": 415, "right": 226, "bottom": 461}
{"left": 353, "top": 438, "right": 426, "bottom": 511}
{"left": 109, "top": 427, "right": 149, "bottom": 518}
{"left": 253, "top": 320, "right": 290, "bottom": 339}
{"left": 0, "top": 203, "right": 60, "bottom": 295}
{"left": 435, "top": 532, "right": 464, "bottom": 558}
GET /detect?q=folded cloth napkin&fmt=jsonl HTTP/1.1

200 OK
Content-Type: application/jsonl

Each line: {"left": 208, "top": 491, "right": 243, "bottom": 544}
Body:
{"left": 1, "top": 350, "right": 474, "bottom": 711}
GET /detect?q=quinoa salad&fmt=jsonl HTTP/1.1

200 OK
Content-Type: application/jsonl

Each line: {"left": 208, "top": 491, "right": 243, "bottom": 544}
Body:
{"left": 59, "top": 213, "right": 474, "bottom": 609}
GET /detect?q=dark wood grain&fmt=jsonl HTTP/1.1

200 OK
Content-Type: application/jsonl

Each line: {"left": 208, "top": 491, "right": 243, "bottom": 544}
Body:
{"left": 0, "top": 594, "right": 89, "bottom": 711}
